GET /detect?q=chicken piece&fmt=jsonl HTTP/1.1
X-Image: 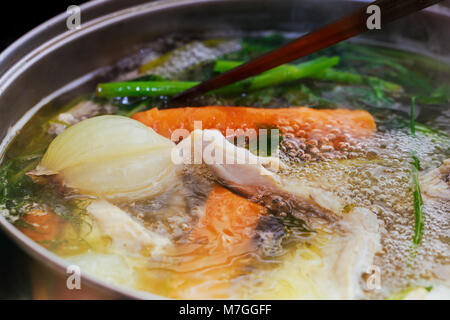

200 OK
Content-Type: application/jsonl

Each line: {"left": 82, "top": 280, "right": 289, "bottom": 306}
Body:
{"left": 175, "top": 129, "right": 345, "bottom": 221}
{"left": 420, "top": 159, "right": 450, "bottom": 200}
{"left": 86, "top": 199, "right": 171, "bottom": 256}
{"left": 322, "top": 207, "right": 382, "bottom": 299}
{"left": 234, "top": 206, "right": 382, "bottom": 299}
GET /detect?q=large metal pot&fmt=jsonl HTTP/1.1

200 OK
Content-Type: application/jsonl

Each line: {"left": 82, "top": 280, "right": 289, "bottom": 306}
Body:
{"left": 0, "top": 0, "right": 449, "bottom": 299}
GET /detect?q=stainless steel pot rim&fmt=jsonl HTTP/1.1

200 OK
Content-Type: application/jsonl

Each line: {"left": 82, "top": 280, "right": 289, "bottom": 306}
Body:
{"left": 0, "top": 0, "right": 449, "bottom": 300}
{"left": 2, "top": 0, "right": 449, "bottom": 96}
{"left": 0, "top": 0, "right": 215, "bottom": 98}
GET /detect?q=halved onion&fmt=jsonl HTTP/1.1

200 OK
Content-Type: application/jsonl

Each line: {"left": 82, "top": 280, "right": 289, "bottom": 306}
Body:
{"left": 32, "top": 115, "right": 178, "bottom": 201}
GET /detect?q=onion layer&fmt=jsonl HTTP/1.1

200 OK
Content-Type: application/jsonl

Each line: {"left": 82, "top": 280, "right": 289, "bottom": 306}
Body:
{"left": 33, "top": 115, "right": 178, "bottom": 201}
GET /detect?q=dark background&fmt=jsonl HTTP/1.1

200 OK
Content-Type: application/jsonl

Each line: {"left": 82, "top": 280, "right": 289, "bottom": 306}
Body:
{"left": 0, "top": 0, "right": 85, "bottom": 300}
{"left": 0, "top": 1, "right": 85, "bottom": 51}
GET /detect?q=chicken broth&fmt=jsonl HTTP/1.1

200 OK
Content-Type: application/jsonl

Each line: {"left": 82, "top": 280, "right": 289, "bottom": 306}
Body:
{"left": 0, "top": 33, "right": 449, "bottom": 299}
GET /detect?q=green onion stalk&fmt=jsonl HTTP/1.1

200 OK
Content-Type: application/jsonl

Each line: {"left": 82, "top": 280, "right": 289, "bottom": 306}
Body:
{"left": 214, "top": 60, "right": 403, "bottom": 93}
{"left": 96, "top": 56, "right": 340, "bottom": 98}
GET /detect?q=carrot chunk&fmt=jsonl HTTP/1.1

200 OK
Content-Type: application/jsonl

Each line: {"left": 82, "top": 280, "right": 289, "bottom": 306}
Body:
{"left": 19, "top": 209, "right": 63, "bottom": 245}
{"left": 191, "top": 185, "right": 265, "bottom": 248}
{"left": 168, "top": 185, "right": 266, "bottom": 299}
{"left": 132, "top": 106, "right": 376, "bottom": 143}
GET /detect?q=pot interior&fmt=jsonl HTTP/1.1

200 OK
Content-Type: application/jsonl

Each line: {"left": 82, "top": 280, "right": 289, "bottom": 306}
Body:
{"left": 0, "top": 0, "right": 449, "bottom": 299}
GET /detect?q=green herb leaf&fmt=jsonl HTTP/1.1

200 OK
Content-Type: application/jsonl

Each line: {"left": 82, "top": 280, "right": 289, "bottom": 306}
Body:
{"left": 411, "top": 152, "right": 424, "bottom": 246}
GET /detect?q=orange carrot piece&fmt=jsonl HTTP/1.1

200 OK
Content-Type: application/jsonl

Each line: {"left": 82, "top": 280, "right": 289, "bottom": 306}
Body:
{"left": 190, "top": 185, "right": 266, "bottom": 248}
{"left": 169, "top": 185, "right": 266, "bottom": 299}
{"left": 19, "top": 209, "right": 63, "bottom": 245}
{"left": 132, "top": 106, "right": 376, "bottom": 142}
